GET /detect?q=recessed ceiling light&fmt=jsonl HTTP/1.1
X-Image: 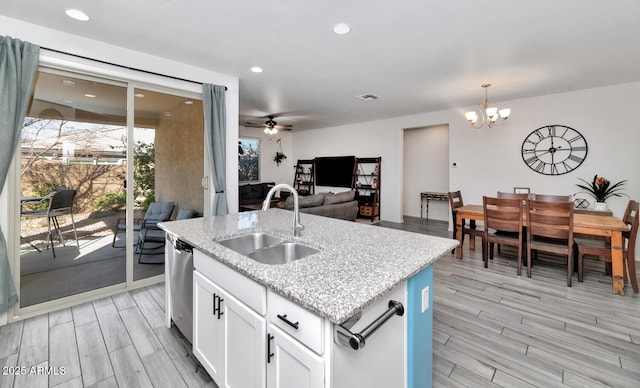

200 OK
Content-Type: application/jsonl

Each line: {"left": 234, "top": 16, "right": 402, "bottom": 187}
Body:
{"left": 184, "top": 100, "right": 194, "bottom": 105}
{"left": 84, "top": 94, "right": 96, "bottom": 98}
{"left": 61, "top": 79, "right": 76, "bottom": 87}
{"left": 250, "top": 67, "right": 263, "bottom": 73}
{"left": 333, "top": 23, "right": 351, "bottom": 35}
{"left": 65, "top": 9, "right": 90, "bottom": 21}
{"left": 134, "top": 93, "right": 145, "bottom": 98}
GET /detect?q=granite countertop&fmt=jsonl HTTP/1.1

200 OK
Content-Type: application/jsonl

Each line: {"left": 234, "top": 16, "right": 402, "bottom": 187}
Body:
{"left": 160, "top": 209, "right": 458, "bottom": 324}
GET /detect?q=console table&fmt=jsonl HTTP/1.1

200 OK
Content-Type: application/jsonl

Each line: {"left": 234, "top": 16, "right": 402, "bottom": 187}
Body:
{"left": 420, "top": 191, "right": 448, "bottom": 220}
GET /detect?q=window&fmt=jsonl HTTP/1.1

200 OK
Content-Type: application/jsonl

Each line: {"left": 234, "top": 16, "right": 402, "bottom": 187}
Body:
{"left": 239, "top": 137, "right": 260, "bottom": 182}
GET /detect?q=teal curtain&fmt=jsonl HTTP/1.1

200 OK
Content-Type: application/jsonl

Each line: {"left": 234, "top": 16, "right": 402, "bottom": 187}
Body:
{"left": 203, "top": 84, "right": 228, "bottom": 216}
{"left": 0, "top": 36, "right": 40, "bottom": 314}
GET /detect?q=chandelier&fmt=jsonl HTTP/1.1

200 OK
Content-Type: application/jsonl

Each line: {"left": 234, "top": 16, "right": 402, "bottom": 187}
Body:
{"left": 465, "top": 83, "right": 511, "bottom": 128}
{"left": 263, "top": 126, "right": 278, "bottom": 135}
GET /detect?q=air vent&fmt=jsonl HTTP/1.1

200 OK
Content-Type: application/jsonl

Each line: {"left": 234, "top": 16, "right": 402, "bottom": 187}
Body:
{"left": 355, "top": 93, "right": 380, "bottom": 101}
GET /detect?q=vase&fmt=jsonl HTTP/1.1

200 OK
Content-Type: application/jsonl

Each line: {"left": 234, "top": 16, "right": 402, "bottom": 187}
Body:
{"left": 594, "top": 202, "right": 608, "bottom": 211}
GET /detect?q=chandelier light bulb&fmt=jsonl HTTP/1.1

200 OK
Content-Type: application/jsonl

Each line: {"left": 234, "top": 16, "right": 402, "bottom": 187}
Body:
{"left": 465, "top": 83, "right": 511, "bottom": 128}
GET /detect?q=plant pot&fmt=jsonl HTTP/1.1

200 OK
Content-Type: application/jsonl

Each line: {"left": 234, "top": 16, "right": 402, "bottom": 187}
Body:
{"left": 594, "top": 202, "right": 608, "bottom": 211}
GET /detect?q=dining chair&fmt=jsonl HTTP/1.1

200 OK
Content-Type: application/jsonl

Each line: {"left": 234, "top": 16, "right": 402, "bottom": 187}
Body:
{"left": 575, "top": 200, "right": 638, "bottom": 293}
{"left": 497, "top": 191, "right": 530, "bottom": 200}
{"left": 482, "top": 196, "right": 525, "bottom": 273}
{"left": 494, "top": 191, "right": 529, "bottom": 254}
{"left": 531, "top": 194, "right": 572, "bottom": 202}
{"left": 448, "top": 191, "right": 483, "bottom": 254}
{"left": 21, "top": 189, "right": 79, "bottom": 258}
{"left": 526, "top": 198, "right": 574, "bottom": 286}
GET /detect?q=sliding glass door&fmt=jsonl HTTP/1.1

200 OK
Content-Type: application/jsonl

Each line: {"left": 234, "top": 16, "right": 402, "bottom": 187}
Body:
{"left": 17, "top": 69, "right": 203, "bottom": 310}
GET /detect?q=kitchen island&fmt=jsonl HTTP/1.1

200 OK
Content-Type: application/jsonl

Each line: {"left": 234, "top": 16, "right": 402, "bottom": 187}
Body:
{"left": 160, "top": 209, "right": 457, "bottom": 388}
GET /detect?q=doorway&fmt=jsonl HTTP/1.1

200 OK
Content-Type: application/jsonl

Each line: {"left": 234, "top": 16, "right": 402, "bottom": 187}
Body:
{"left": 17, "top": 69, "right": 203, "bottom": 309}
{"left": 402, "top": 124, "right": 449, "bottom": 222}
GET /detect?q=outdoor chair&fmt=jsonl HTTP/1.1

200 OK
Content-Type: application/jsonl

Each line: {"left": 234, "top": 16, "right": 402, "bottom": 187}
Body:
{"left": 135, "top": 201, "right": 176, "bottom": 263}
{"left": 21, "top": 189, "right": 79, "bottom": 258}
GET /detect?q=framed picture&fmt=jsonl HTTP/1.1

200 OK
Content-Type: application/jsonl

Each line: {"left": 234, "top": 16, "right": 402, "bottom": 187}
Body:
{"left": 514, "top": 187, "right": 530, "bottom": 194}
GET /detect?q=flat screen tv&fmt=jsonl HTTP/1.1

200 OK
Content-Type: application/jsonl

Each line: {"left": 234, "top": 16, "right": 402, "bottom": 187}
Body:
{"left": 314, "top": 156, "right": 356, "bottom": 188}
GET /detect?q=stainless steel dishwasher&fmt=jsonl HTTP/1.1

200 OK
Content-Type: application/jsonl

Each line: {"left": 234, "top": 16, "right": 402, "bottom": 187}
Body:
{"left": 166, "top": 233, "right": 194, "bottom": 343}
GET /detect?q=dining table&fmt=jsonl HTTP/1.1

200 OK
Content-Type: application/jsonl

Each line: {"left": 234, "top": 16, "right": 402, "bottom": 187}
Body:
{"left": 454, "top": 204, "right": 630, "bottom": 295}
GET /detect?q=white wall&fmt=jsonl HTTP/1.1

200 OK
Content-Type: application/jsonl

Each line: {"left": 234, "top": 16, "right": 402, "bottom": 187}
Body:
{"left": 292, "top": 82, "right": 640, "bottom": 227}
{"left": 292, "top": 123, "right": 403, "bottom": 221}
{"left": 403, "top": 125, "right": 449, "bottom": 220}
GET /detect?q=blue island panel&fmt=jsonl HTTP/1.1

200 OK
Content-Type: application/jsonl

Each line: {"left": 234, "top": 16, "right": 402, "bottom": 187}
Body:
{"left": 407, "top": 265, "right": 433, "bottom": 388}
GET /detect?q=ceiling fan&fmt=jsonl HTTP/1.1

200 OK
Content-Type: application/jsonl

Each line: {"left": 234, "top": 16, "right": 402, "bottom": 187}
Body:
{"left": 245, "top": 115, "right": 293, "bottom": 135}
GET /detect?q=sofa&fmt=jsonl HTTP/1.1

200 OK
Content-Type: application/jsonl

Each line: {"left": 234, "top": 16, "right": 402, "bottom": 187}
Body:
{"left": 239, "top": 182, "right": 275, "bottom": 208}
{"left": 285, "top": 190, "right": 358, "bottom": 221}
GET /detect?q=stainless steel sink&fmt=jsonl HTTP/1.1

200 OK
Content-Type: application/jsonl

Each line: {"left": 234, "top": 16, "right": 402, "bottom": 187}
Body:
{"left": 247, "top": 242, "right": 320, "bottom": 265}
{"left": 217, "top": 233, "right": 284, "bottom": 255}
{"left": 217, "top": 232, "right": 320, "bottom": 265}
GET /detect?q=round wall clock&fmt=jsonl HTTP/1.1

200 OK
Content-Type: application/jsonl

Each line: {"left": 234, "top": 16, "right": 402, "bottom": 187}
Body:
{"left": 521, "top": 124, "right": 588, "bottom": 175}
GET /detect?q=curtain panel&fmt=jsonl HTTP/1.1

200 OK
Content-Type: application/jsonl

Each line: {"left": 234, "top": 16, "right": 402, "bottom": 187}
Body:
{"left": 0, "top": 36, "right": 40, "bottom": 314}
{"left": 203, "top": 84, "right": 228, "bottom": 216}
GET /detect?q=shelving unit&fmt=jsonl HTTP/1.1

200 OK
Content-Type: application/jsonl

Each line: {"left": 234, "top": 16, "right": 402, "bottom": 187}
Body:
{"left": 293, "top": 159, "right": 315, "bottom": 195}
{"left": 353, "top": 157, "right": 381, "bottom": 222}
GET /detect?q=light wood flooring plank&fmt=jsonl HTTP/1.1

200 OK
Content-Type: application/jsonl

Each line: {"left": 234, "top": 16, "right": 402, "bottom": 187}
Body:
{"left": 94, "top": 303, "right": 132, "bottom": 353}
{"left": 141, "top": 350, "right": 188, "bottom": 388}
{"left": 71, "top": 302, "right": 96, "bottom": 327}
{"left": 75, "top": 321, "right": 113, "bottom": 386}
{"left": 154, "top": 326, "right": 213, "bottom": 388}
{"left": 119, "top": 307, "right": 163, "bottom": 358}
{"left": 146, "top": 283, "right": 166, "bottom": 312}
{"left": 49, "top": 321, "right": 81, "bottom": 387}
{"left": 17, "top": 314, "right": 48, "bottom": 367}
{"left": 48, "top": 308, "right": 72, "bottom": 327}
{"left": 0, "top": 353, "right": 18, "bottom": 388}
{"left": 111, "top": 291, "right": 136, "bottom": 311}
{"left": 130, "top": 288, "right": 165, "bottom": 329}
{"left": 0, "top": 319, "right": 22, "bottom": 359}
{"left": 109, "top": 344, "right": 153, "bottom": 388}
{"left": 85, "top": 376, "right": 118, "bottom": 388}
{"left": 51, "top": 376, "right": 83, "bottom": 388}
{"left": 12, "top": 360, "right": 48, "bottom": 388}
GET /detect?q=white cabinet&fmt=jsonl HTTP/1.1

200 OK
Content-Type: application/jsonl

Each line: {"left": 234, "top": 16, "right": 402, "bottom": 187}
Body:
{"left": 267, "top": 324, "right": 323, "bottom": 388}
{"left": 193, "top": 250, "right": 267, "bottom": 388}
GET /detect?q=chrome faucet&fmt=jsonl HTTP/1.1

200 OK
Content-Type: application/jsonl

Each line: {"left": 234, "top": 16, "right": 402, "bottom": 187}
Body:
{"left": 262, "top": 183, "right": 304, "bottom": 237}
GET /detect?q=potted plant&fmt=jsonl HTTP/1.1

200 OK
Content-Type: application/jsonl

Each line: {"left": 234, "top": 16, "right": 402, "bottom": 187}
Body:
{"left": 274, "top": 152, "right": 287, "bottom": 166}
{"left": 576, "top": 175, "right": 627, "bottom": 210}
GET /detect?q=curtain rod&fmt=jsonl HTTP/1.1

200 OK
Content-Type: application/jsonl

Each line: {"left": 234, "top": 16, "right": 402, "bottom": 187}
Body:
{"left": 41, "top": 46, "right": 227, "bottom": 91}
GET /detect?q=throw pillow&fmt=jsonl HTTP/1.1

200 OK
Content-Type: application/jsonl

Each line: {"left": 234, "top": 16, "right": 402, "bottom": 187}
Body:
{"left": 285, "top": 193, "right": 325, "bottom": 209}
{"left": 323, "top": 190, "right": 355, "bottom": 205}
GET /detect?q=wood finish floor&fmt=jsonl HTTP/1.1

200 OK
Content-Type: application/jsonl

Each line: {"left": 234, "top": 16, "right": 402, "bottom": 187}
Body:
{"left": 1, "top": 216, "right": 639, "bottom": 387}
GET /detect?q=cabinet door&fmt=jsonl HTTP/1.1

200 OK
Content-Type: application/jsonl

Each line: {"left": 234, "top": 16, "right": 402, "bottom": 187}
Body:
{"left": 193, "top": 271, "right": 225, "bottom": 383}
{"left": 222, "top": 290, "right": 267, "bottom": 388}
{"left": 267, "top": 325, "right": 324, "bottom": 388}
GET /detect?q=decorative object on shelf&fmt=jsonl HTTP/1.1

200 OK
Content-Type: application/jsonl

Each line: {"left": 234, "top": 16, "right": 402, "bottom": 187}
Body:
{"left": 293, "top": 159, "right": 315, "bottom": 195}
{"left": 575, "top": 175, "right": 627, "bottom": 210}
{"left": 521, "top": 125, "right": 588, "bottom": 175}
{"left": 273, "top": 139, "right": 287, "bottom": 166}
{"left": 573, "top": 198, "right": 590, "bottom": 209}
{"left": 353, "top": 157, "right": 381, "bottom": 222}
{"left": 465, "top": 83, "right": 511, "bottom": 128}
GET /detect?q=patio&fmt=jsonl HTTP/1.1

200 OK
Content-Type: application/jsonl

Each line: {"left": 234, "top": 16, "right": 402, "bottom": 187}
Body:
{"left": 20, "top": 211, "right": 164, "bottom": 307}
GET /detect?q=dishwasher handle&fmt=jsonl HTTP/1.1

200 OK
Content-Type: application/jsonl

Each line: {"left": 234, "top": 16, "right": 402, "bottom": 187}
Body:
{"left": 174, "top": 239, "right": 193, "bottom": 253}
